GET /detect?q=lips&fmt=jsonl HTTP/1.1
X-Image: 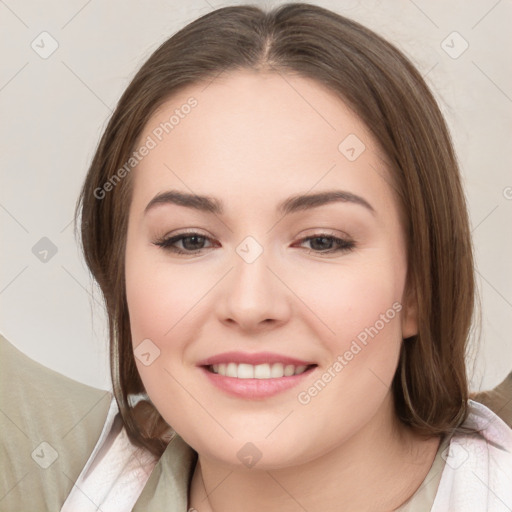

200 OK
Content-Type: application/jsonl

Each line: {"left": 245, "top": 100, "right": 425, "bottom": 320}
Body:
{"left": 197, "top": 351, "right": 318, "bottom": 399}
{"left": 199, "top": 364, "right": 317, "bottom": 399}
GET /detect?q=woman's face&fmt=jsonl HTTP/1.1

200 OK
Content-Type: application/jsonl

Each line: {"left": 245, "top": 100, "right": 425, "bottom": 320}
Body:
{"left": 125, "top": 69, "right": 417, "bottom": 468}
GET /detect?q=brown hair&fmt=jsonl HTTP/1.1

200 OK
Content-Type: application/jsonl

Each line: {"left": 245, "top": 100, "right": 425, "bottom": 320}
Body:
{"left": 76, "top": 2, "right": 479, "bottom": 457}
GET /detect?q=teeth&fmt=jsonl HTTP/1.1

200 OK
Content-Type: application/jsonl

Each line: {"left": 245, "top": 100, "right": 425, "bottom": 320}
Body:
{"left": 237, "top": 363, "right": 254, "bottom": 379}
{"left": 284, "top": 364, "right": 295, "bottom": 377}
{"left": 255, "top": 364, "right": 270, "bottom": 379}
{"left": 209, "top": 362, "right": 311, "bottom": 379}
{"left": 226, "top": 363, "right": 237, "bottom": 378}
{"left": 270, "top": 363, "right": 284, "bottom": 378}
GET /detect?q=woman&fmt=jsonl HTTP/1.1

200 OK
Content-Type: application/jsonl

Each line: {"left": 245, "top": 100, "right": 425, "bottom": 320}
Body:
{"left": 1, "top": 3, "right": 511, "bottom": 511}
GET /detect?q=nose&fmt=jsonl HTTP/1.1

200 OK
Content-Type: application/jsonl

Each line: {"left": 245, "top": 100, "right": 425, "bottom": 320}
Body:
{"left": 216, "top": 245, "right": 292, "bottom": 333}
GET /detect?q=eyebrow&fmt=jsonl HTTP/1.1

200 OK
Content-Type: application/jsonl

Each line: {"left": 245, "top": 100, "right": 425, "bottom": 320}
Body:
{"left": 144, "top": 189, "right": 376, "bottom": 217}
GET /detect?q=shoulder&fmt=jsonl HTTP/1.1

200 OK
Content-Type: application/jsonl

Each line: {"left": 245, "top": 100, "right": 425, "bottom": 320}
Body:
{"left": 0, "top": 333, "right": 113, "bottom": 511}
{"left": 432, "top": 400, "right": 512, "bottom": 512}
{"left": 471, "top": 372, "right": 512, "bottom": 428}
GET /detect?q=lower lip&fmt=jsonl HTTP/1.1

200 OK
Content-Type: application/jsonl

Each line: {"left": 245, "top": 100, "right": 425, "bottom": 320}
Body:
{"left": 199, "top": 365, "right": 317, "bottom": 399}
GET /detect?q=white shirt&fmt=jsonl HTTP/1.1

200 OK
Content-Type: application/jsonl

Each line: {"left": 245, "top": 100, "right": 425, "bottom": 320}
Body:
{"left": 61, "top": 398, "right": 158, "bottom": 511}
{"left": 431, "top": 400, "right": 512, "bottom": 511}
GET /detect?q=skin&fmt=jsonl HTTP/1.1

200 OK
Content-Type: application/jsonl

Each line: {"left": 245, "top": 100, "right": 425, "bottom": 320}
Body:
{"left": 124, "top": 70, "right": 440, "bottom": 511}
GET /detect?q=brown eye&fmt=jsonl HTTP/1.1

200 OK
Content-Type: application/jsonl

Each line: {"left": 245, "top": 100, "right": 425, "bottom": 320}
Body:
{"left": 153, "top": 232, "right": 214, "bottom": 255}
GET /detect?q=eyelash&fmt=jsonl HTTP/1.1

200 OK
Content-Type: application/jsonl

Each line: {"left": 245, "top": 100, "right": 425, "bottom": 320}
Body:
{"left": 152, "top": 231, "right": 356, "bottom": 256}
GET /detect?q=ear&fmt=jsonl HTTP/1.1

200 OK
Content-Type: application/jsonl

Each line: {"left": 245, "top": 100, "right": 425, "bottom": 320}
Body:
{"left": 401, "top": 280, "right": 418, "bottom": 340}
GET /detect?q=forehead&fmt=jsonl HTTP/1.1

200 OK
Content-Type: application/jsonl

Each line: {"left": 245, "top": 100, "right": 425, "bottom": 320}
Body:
{"left": 130, "top": 70, "right": 394, "bottom": 216}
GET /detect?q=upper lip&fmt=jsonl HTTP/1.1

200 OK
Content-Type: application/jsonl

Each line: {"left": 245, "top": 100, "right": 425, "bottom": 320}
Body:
{"left": 197, "top": 351, "right": 316, "bottom": 367}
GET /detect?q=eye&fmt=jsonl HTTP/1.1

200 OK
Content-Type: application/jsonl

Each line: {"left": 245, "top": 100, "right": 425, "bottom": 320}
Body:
{"left": 295, "top": 233, "right": 356, "bottom": 255}
{"left": 153, "top": 231, "right": 355, "bottom": 256}
{"left": 153, "top": 232, "right": 215, "bottom": 255}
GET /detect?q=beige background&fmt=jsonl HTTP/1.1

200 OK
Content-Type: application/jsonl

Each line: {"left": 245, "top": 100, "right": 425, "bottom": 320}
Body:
{"left": 1, "top": 0, "right": 511, "bottom": 392}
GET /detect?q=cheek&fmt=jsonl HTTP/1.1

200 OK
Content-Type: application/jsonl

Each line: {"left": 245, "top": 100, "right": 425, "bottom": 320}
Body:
{"left": 295, "top": 258, "right": 404, "bottom": 419}
{"left": 125, "top": 242, "right": 218, "bottom": 402}
{"left": 284, "top": 272, "right": 402, "bottom": 448}
{"left": 125, "top": 246, "right": 207, "bottom": 345}
{"left": 125, "top": 245, "right": 198, "bottom": 418}
{"left": 299, "top": 257, "right": 404, "bottom": 350}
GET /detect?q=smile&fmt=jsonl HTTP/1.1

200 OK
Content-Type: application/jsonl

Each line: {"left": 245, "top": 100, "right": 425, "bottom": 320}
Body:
{"left": 200, "top": 364, "right": 318, "bottom": 399}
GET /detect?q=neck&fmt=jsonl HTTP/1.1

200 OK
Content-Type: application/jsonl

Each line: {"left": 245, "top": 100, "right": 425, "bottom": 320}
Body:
{"left": 188, "top": 393, "right": 441, "bottom": 512}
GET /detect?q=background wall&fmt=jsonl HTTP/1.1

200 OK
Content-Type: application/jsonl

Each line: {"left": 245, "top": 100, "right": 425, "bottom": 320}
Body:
{"left": 1, "top": 0, "right": 511, "bottom": 392}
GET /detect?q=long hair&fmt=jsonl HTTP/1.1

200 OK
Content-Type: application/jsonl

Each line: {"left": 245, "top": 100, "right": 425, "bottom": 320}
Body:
{"left": 76, "top": 3, "right": 478, "bottom": 457}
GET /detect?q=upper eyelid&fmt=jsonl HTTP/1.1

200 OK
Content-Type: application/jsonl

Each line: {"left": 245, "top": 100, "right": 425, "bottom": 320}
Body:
{"left": 159, "top": 230, "right": 349, "bottom": 242}
{"left": 156, "top": 231, "right": 354, "bottom": 251}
